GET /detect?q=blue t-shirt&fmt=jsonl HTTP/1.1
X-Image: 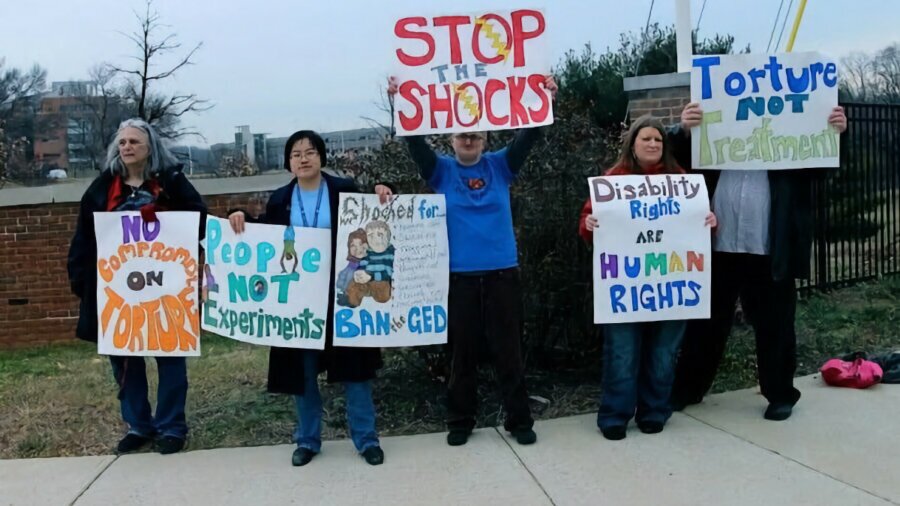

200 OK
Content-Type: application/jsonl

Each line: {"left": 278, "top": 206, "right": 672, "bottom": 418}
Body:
{"left": 428, "top": 149, "right": 517, "bottom": 272}
{"left": 291, "top": 179, "right": 331, "bottom": 230}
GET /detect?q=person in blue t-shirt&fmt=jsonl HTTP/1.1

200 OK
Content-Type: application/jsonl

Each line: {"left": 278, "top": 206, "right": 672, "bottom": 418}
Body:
{"left": 385, "top": 75, "right": 557, "bottom": 447}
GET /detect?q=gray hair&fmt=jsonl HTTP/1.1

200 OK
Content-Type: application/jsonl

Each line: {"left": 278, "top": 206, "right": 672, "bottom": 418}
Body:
{"left": 103, "top": 118, "right": 179, "bottom": 178}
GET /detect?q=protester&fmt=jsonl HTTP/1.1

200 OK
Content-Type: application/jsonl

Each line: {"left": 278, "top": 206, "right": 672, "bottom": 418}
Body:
{"left": 579, "top": 115, "right": 716, "bottom": 440}
{"left": 67, "top": 118, "right": 207, "bottom": 455}
{"left": 668, "top": 103, "right": 848, "bottom": 420}
{"left": 383, "top": 75, "right": 557, "bottom": 447}
{"left": 227, "top": 130, "right": 390, "bottom": 466}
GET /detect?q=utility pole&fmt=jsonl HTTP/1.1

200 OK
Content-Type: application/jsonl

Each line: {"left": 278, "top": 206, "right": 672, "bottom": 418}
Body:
{"left": 675, "top": 0, "right": 692, "bottom": 73}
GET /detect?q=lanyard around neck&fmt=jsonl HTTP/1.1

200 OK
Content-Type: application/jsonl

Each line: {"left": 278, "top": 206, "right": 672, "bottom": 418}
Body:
{"left": 295, "top": 182, "right": 325, "bottom": 228}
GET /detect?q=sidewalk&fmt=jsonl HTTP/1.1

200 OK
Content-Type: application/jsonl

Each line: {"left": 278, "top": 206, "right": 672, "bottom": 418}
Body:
{"left": 2, "top": 374, "right": 897, "bottom": 506}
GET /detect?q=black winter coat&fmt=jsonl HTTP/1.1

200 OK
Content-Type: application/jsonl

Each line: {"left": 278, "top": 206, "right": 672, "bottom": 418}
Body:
{"left": 67, "top": 166, "right": 207, "bottom": 341}
{"left": 247, "top": 172, "right": 383, "bottom": 395}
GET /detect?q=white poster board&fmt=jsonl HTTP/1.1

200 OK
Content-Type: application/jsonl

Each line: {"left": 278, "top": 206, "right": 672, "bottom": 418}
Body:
{"left": 392, "top": 8, "right": 553, "bottom": 135}
{"left": 590, "top": 175, "right": 712, "bottom": 324}
{"left": 202, "top": 217, "right": 332, "bottom": 350}
{"left": 333, "top": 193, "right": 449, "bottom": 347}
{"left": 690, "top": 52, "right": 839, "bottom": 170}
{"left": 94, "top": 211, "right": 201, "bottom": 356}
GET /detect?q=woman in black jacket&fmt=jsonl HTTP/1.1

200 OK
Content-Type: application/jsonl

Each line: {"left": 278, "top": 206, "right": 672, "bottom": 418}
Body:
{"left": 67, "top": 118, "right": 207, "bottom": 455}
{"left": 228, "top": 130, "right": 386, "bottom": 467}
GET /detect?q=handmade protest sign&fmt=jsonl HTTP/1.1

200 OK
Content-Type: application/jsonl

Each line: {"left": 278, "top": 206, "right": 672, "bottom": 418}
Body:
{"left": 94, "top": 211, "right": 201, "bottom": 356}
{"left": 202, "top": 217, "right": 332, "bottom": 350}
{"left": 392, "top": 8, "right": 553, "bottom": 135}
{"left": 690, "top": 52, "right": 839, "bottom": 170}
{"left": 333, "top": 194, "right": 449, "bottom": 347}
{"left": 589, "top": 175, "right": 711, "bottom": 324}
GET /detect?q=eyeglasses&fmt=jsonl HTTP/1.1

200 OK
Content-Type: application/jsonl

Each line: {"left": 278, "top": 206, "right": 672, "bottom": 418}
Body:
{"left": 290, "top": 150, "right": 319, "bottom": 160}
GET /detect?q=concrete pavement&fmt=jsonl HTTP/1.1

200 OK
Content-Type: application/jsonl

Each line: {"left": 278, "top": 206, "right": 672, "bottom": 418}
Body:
{"left": 2, "top": 374, "right": 897, "bottom": 506}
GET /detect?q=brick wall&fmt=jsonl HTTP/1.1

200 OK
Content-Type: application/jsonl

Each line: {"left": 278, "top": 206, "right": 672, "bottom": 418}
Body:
{"left": 627, "top": 85, "right": 690, "bottom": 126}
{"left": 0, "top": 191, "right": 272, "bottom": 349}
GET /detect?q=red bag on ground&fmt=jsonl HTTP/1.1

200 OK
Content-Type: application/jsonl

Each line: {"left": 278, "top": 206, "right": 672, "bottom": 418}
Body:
{"left": 820, "top": 358, "right": 883, "bottom": 389}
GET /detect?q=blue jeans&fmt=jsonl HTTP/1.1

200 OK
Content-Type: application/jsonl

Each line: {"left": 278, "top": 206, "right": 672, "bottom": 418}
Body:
{"left": 293, "top": 351, "right": 379, "bottom": 453}
{"left": 109, "top": 356, "right": 188, "bottom": 439}
{"left": 598, "top": 320, "right": 687, "bottom": 430}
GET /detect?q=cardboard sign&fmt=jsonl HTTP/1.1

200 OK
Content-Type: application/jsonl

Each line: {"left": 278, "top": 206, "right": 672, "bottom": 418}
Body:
{"left": 333, "top": 193, "right": 449, "bottom": 347}
{"left": 589, "top": 175, "right": 712, "bottom": 323}
{"left": 392, "top": 8, "right": 553, "bottom": 135}
{"left": 202, "top": 217, "right": 332, "bottom": 350}
{"left": 94, "top": 212, "right": 201, "bottom": 356}
{"left": 691, "top": 52, "right": 840, "bottom": 170}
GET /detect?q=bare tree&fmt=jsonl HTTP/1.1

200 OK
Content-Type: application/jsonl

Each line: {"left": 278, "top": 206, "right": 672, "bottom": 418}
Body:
{"left": 360, "top": 77, "right": 395, "bottom": 140}
{"left": 841, "top": 44, "right": 900, "bottom": 104}
{"left": 109, "top": 0, "right": 212, "bottom": 139}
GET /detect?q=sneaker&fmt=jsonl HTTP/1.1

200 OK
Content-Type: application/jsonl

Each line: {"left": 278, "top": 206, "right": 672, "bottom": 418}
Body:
{"left": 116, "top": 433, "right": 152, "bottom": 454}
{"left": 638, "top": 421, "right": 665, "bottom": 434}
{"left": 764, "top": 402, "right": 794, "bottom": 421}
{"left": 292, "top": 447, "right": 316, "bottom": 467}
{"left": 600, "top": 425, "right": 627, "bottom": 441}
{"left": 361, "top": 446, "right": 384, "bottom": 466}
{"left": 511, "top": 428, "right": 537, "bottom": 445}
{"left": 155, "top": 435, "right": 185, "bottom": 455}
{"left": 446, "top": 430, "right": 471, "bottom": 446}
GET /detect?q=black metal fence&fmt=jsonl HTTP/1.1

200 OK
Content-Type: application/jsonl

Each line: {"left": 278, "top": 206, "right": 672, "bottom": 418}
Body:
{"left": 806, "top": 102, "right": 900, "bottom": 290}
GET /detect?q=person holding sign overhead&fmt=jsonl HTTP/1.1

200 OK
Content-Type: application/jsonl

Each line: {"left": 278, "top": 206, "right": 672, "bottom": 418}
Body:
{"left": 384, "top": 74, "right": 556, "bottom": 447}
{"left": 67, "top": 118, "right": 207, "bottom": 455}
{"left": 578, "top": 116, "right": 717, "bottom": 440}
{"left": 668, "top": 102, "right": 847, "bottom": 421}
{"left": 227, "top": 130, "right": 391, "bottom": 467}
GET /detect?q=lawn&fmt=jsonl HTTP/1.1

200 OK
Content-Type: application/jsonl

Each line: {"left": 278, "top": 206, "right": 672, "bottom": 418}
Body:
{"left": 1, "top": 276, "right": 897, "bottom": 459}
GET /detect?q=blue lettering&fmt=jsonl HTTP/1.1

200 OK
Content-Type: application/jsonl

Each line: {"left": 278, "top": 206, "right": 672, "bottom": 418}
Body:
{"left": 302, "top": 248, "right": 321, "bottom": 273}
{"left": 206, "top": 219, "right": 221, "bottom": 264}
{"left": 610, "top": 285, "right": 627, "bottom": 313}
{"left": 693, "top": 56, "right": 721, "bottom": 100}
{"left": 335, "top": 309, "right": 360, "bottom": 338}
{"left": 724, "top": 72, "right": 746, "bottom": 96}
{"left": 736, "top": 97, "right": 765, "bottom": 121}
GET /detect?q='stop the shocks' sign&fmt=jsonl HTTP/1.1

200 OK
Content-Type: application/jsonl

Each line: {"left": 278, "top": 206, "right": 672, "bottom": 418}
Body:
{"left": 690, "top": 52, "right": 840, "bottom": 171}
{"left": 392, "top": 8, "right": 553, "bottom": 136}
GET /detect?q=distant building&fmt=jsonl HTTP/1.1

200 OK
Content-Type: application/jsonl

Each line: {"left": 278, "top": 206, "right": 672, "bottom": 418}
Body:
{"left": 216, "top": 126, "right": 385, "bottom": 172}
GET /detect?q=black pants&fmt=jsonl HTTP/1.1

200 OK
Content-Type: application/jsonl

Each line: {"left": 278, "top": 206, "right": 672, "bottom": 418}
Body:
{"left": 672, "top": 253, "right": 801, "bottom": 406}
{"left": 446, "top": 267, "right": 533, "bottom": 432}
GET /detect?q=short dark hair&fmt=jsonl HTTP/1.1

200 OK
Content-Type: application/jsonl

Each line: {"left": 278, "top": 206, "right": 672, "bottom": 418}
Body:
{"left": 283, "top": 130, "right": 327, "bottom": 170}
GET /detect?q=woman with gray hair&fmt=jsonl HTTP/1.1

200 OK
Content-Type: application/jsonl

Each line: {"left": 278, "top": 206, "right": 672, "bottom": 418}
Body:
{"left": 67, "top": 118, "right": 206, "bottom": 455}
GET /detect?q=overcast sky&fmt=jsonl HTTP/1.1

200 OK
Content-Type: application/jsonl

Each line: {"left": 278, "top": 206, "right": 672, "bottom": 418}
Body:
{"left": 2, "top": 0, "right": 897, "bottom": 147}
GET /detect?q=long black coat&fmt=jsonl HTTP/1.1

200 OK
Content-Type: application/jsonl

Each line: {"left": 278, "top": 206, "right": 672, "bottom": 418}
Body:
{"left": 67, "top": 166, "right": 207, "bottom": 342}
{"left": 249, "top": 172, "right": 383, "bottom": 395}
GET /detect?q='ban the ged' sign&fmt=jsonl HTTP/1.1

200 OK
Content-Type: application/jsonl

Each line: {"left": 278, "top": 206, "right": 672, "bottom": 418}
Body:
{"left": 94, "top": 212, "right": 201, "bottom": 356}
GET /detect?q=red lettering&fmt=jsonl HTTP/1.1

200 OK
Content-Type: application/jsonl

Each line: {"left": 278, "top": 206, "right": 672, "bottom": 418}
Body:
{"left": 484, "top": 79, "right": 509, "bottom": 126}
{"left": 453, "top": 82, "right": 484, "bottom": 128}
{"left": 472, "top": 14, "right": 512, "bottom": 65}
{"left": 398, "top": 81, "right": 426, "bottom": 132}
{"left": 433, "top": 16, "right": 471, "bottom": 64}
{"left": 527, "top": 74, "right": 551, "bottom": 123}
{"left": 507, "top": 77, "right": 530, "bottom": 127}
{"left": 511, "top": 9, "right": 545, "bottom": 68}
{"left": 427, "top": 83, "right": 454, "bottom": 129}
{"left": 394, "top": 17, "right": 434, "bottom": 66}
